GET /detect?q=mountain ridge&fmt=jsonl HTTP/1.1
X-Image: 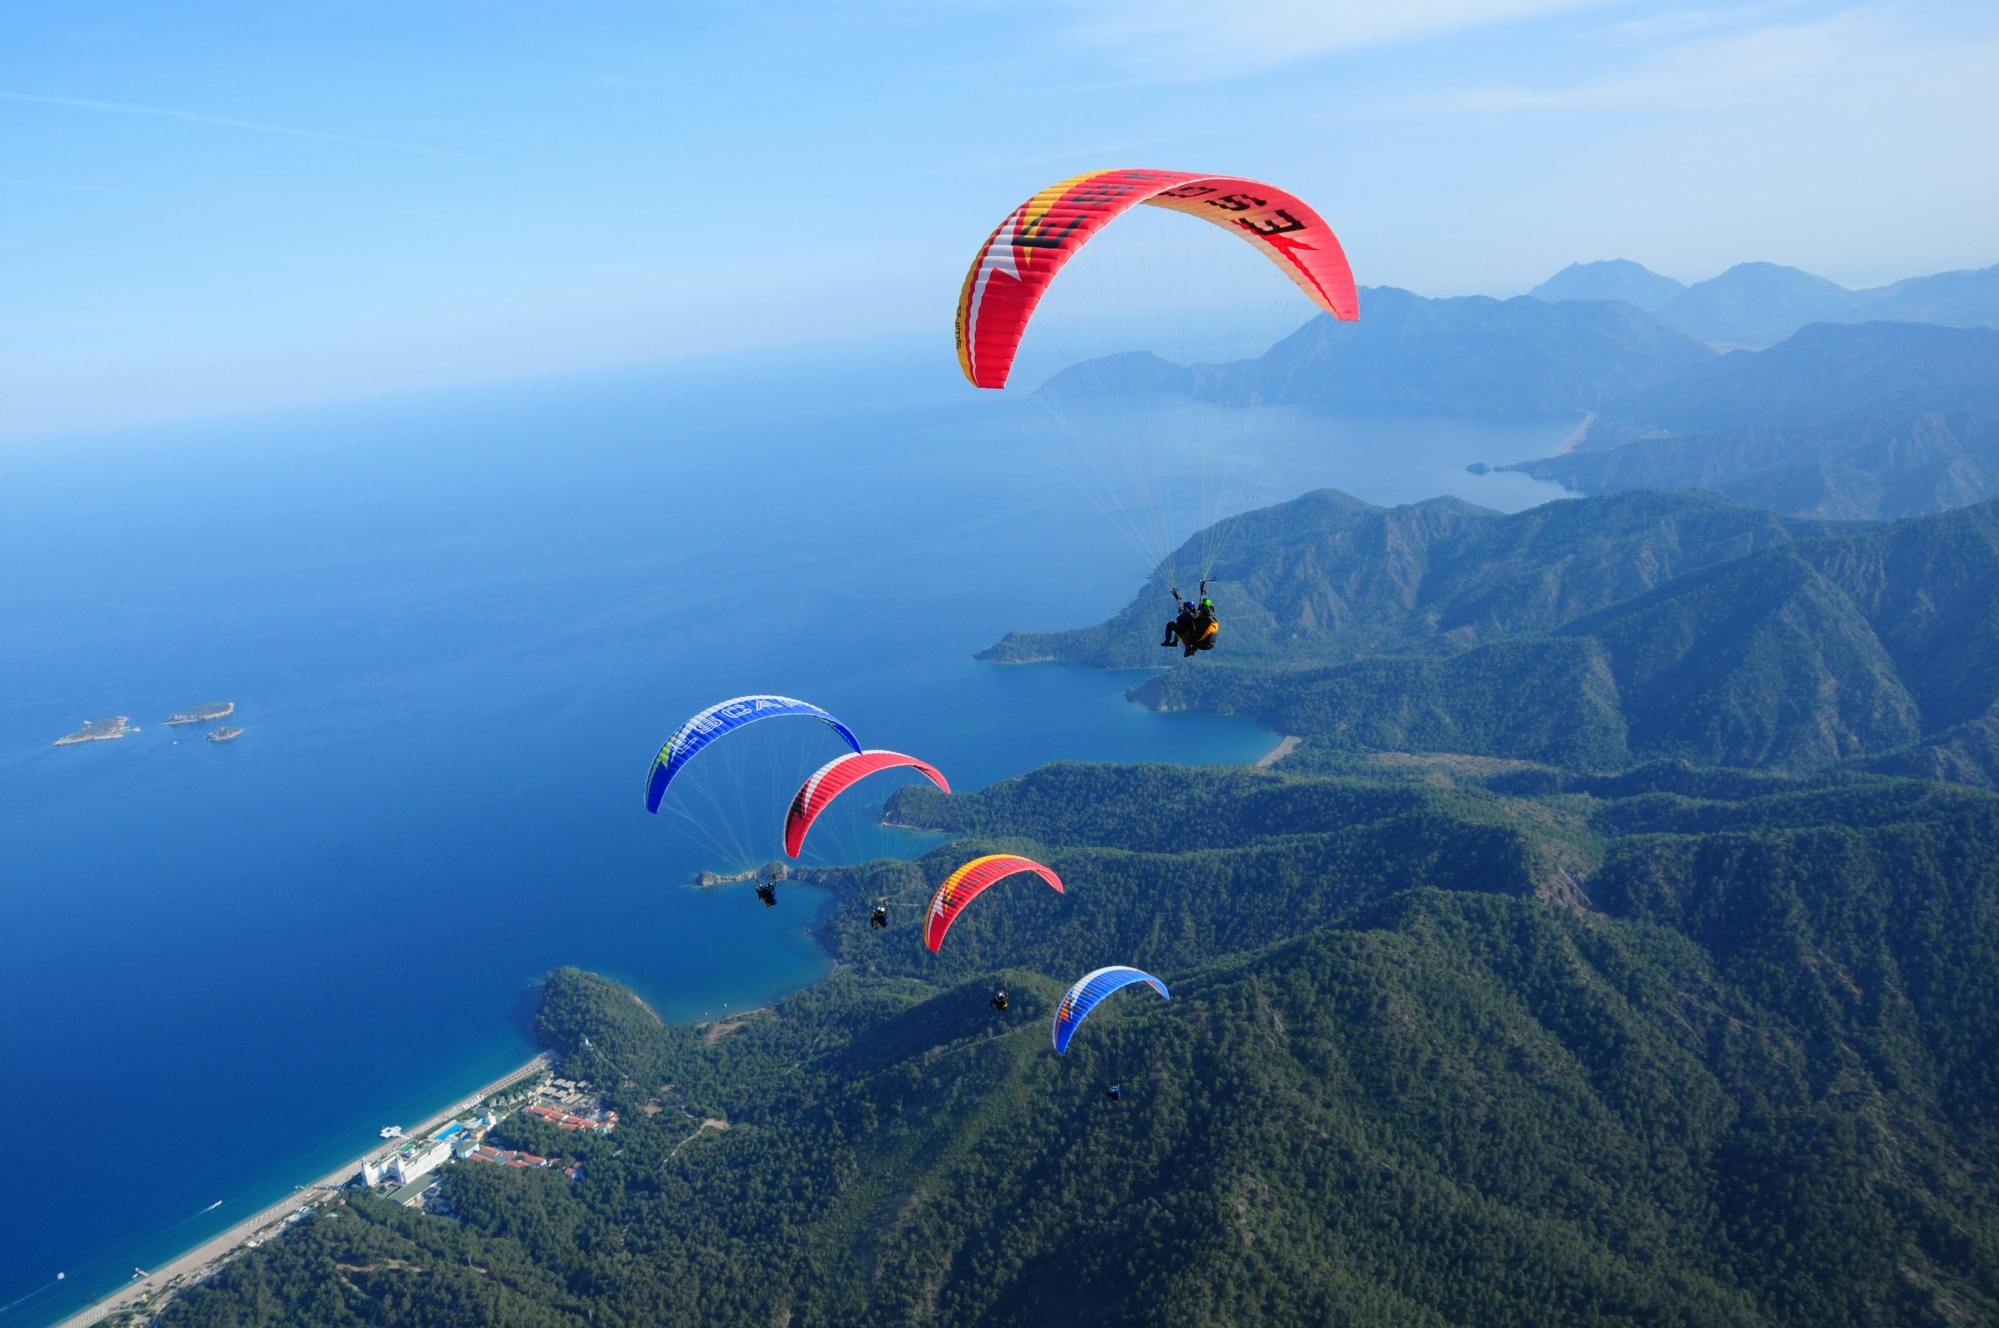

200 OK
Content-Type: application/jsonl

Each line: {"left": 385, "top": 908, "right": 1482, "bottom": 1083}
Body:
{"left": 1525, "top": 257, "right": 1999, "bottom": 345}
{"left": 984, "top": 490, "right": 1999, "bottom": 785}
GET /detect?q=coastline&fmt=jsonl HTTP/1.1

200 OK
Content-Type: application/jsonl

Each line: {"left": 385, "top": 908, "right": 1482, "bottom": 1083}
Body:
{"left": 53, "top": 1052, "right": 551, "bottom": 1328}
{"left": 1544, "top": 410, "right": 1596, "bottom": 457}
{"left": 1255, "top": 734, "right": 1301, "bottom": 768}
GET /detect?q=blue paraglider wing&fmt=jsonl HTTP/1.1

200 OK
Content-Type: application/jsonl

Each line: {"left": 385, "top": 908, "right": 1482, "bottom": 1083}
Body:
{"left": 645, "top": 695, "right": 861, "bottom": 814}
{"left": 1052, "top": 965, "right": 1170, "bottom": 1054}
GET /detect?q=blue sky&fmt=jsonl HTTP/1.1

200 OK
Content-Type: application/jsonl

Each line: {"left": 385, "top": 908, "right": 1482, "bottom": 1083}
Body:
{"left": 4, "top": 0, "right": 1996, "bottom": 440}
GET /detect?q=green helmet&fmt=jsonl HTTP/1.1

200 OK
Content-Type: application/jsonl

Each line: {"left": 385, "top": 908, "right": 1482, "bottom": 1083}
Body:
{"left": 1200, "top": 597, "right": 1213, "bottom": 609}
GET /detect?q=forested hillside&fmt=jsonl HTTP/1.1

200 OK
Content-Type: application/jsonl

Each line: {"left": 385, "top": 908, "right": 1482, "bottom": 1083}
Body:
{"left": 1504, "top": 413, "right": 1999, "bottom": 520}
{"left": 983, "top": 492, "right": 1999, "bottom": 786}
{"left": 161, "top": 763, "right": 1999, "bottom": 1326}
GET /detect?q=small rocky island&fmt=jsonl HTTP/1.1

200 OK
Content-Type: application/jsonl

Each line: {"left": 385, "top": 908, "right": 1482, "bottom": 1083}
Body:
{"left": 54, "top": 716, "right": 138, "bottom": 746}
{"left": 207, "top": 726, "right": 245, "bottom": 743}
{"left": 167, "top": 701, "right": 236, "bottom": 726}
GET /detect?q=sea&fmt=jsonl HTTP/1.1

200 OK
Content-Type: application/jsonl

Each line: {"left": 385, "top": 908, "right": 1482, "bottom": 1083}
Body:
{"left": 0, "top": 343, "right": 1570, "bottom": 1324}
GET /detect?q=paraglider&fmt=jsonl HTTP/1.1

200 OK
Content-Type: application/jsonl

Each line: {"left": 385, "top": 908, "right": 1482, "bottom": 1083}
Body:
{"left": 645, "top": 695, "right": 860, "bottom": 815}
{"left": 1105, "top": 1084, "right": 1122, "bottom": 1103}
{"left": 754, "top": 875, "right": 779, "bottom": 908}
{"left": 956, "top": 169, "right": 1359, "bottom": 391}
{"left": 957, "top": 169, "right": 1358, "bottom": 635}
{"left": 990, "top": 989, "right": 1010, "bottom": 1013}
{"left": 1052, "top": 965, "right": 1170, "bottom": 1054}
{"left": 869, "top": 902, "right": 889, "bottom": 930}
{"left": 785, "top": 750, "right": 950, "bottom": 858}
{"left": 1161, "top": 581, "right": 1218, "bottom": 657}
{"left": 924, "top": 853, "right": 1065, "bottom": 952}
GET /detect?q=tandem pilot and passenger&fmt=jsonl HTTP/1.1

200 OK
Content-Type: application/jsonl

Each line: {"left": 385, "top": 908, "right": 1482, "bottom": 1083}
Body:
{"left": 1160, "top": 580, "right": 1219, "bottom": 657}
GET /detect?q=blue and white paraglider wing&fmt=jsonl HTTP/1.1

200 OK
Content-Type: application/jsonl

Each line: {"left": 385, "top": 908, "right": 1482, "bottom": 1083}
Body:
{"left": 1052, "top": 965, "right": 1170, "bottom": 1054}
{"left": 646, "top": 695, "right": 861, "bottom": 814}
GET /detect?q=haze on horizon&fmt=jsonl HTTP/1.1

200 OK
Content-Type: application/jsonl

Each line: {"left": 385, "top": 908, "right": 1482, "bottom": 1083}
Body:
{"left": 4, "top": 0, "right": 1996, "bottom": 442}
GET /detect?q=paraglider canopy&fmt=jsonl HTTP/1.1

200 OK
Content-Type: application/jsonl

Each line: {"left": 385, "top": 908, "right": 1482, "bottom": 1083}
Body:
{"left": 925, "top": 853, "right": 1065, "bottom": 953}
{"left": 956, "top": 168, "right": 1358, "bottom": 390}
{"left": 646, "top": 695, "right": 860, "bottom": 814}
{"left": 1052, "top": 966, "right": 1170, "bottom": 1054}
{"left": 786, "top": 750, "right": 950, "bottom": 858}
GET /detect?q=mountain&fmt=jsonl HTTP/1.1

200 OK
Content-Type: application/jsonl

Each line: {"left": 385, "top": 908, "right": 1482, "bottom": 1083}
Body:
{"left": 1593, "top": 320, "right": 1999, "bottom": 436}
{"left": 1525, "top": 259, "right": 1999, "bottom": 348}
{"left": 1505, "top": 412, "right": 1999, "bottom": 519}
{"left": 1034, "top": 272, "right": 1999, "bottom": 438}
{"left": 1656, "top": 262, "right": 1858, "bottom": 346}
{"left": 161, "top": 762, "right": 1999, "bottom": 1326}
{"left": 981, "top": 488, "right": 1835, "bottom": 669}
{"left": 1862, "top": 261, "right": 1999, "bottom": 327}
{"left": 1529, "top": 258, "right": 1687, "bottom": 312}
{"left": 1039, "top": 285, "right": 1716, "bottom": 418}
{"left": 1486, "top": 322, "right": 1999, "bottom": 521}
{"left": 985, "top": 490, "right": 1999, "bottom": 786}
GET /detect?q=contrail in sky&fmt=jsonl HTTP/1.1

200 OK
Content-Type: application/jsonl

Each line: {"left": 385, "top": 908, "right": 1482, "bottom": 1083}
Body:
{"left": 0, "top": 91, "right": 501, "bottom": 164}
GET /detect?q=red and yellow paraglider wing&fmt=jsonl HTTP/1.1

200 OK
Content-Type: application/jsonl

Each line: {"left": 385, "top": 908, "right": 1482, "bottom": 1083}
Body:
{"left": 955, "top": 168, "right": 1358, "bottom": 389}
{"left": 924, "top": 853, "right": 1065, "bottom": 952}
{"left": 957, "top": 169, "right": 1194, "bottom": 389}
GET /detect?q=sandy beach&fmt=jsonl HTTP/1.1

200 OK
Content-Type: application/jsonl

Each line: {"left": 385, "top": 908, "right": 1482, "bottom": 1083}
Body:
{"left": 54, "top": 1052, "right": 551, "bottom": 1328}
{"left": 1255, "top": 734, "right": 1301, "bottom": 768}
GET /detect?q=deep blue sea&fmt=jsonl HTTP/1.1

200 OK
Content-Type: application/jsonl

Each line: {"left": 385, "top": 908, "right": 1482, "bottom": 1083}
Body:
{"left": 0, "top": 347, "right": 1568, "bottom": 1323}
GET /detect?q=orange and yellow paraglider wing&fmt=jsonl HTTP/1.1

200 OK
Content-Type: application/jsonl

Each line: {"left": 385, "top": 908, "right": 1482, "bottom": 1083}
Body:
{"left": 924, "top": 853, "right": 1064, "bottom": 952}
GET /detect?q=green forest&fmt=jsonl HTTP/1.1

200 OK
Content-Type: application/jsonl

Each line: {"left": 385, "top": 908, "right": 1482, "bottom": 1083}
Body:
{"left": 161, "top": 761, "right": 1999, "bottom": 1326}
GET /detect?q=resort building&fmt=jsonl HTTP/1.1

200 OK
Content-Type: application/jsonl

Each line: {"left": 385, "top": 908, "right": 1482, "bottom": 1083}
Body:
{"left": 390, "top": 1140, "right": 452, "bottom": 1187}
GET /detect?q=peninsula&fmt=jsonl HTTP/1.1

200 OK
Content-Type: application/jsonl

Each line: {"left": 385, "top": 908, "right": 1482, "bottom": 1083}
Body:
{"left": 54, "top": 717, "right": 136, "bottom": 747}
{"left": 165, "top": 701, "right": 235, "bottom": 726}
{"left": 695, "top": 861, "right": 809, "bottom": 888}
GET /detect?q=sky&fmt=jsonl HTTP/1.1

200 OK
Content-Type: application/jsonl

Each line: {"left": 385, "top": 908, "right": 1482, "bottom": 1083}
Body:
{"left": 3, "top": 0, "right": 1996, "bottom": 441}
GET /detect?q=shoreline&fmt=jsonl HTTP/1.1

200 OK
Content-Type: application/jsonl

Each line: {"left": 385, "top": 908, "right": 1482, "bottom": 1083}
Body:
{"left": 1255, "top": 734, "right": 1301, "bottom": 768}
{"left": 1544, "top": 410, "right": 1596, "bottom": 457}
{"left": 53, "top": 1052, "right": 551, "bottom": 1328}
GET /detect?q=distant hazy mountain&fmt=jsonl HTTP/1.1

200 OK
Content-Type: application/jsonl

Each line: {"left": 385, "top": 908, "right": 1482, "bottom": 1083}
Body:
{"left": 1040, "top": 285, "right": 1714, "bottom": 418}
{"left": 1656, "top": 262, "right": 1856, "bottom": 346}
{"left": 1487, "top": 322, "right": 1999, "bottom": 520}
{"left": 1595, "top": 321, "right": 1999, "bottom": 435}
{"left": 1529, "top": 259, "right": 1686, "bottom": 312}
{"left": 1507, "top": 413, "right": 1999, "bottom": 520}
{"left": 1525, "top": 258, "right": 1999, "bottom": 347}
{"left": 985, "top": 489, "right": 1999, "bottom": 786}
{"left": 1865, "top": 262, "right": 1999, "bottom": 326}
{"left": 1037, "top": 265, "right": 1999, "bottom": 430}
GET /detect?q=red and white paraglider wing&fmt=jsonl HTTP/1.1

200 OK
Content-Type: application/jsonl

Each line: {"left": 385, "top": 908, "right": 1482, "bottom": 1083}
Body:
{"left": 784, "top": 749, "right": 949, "bottom": 859}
